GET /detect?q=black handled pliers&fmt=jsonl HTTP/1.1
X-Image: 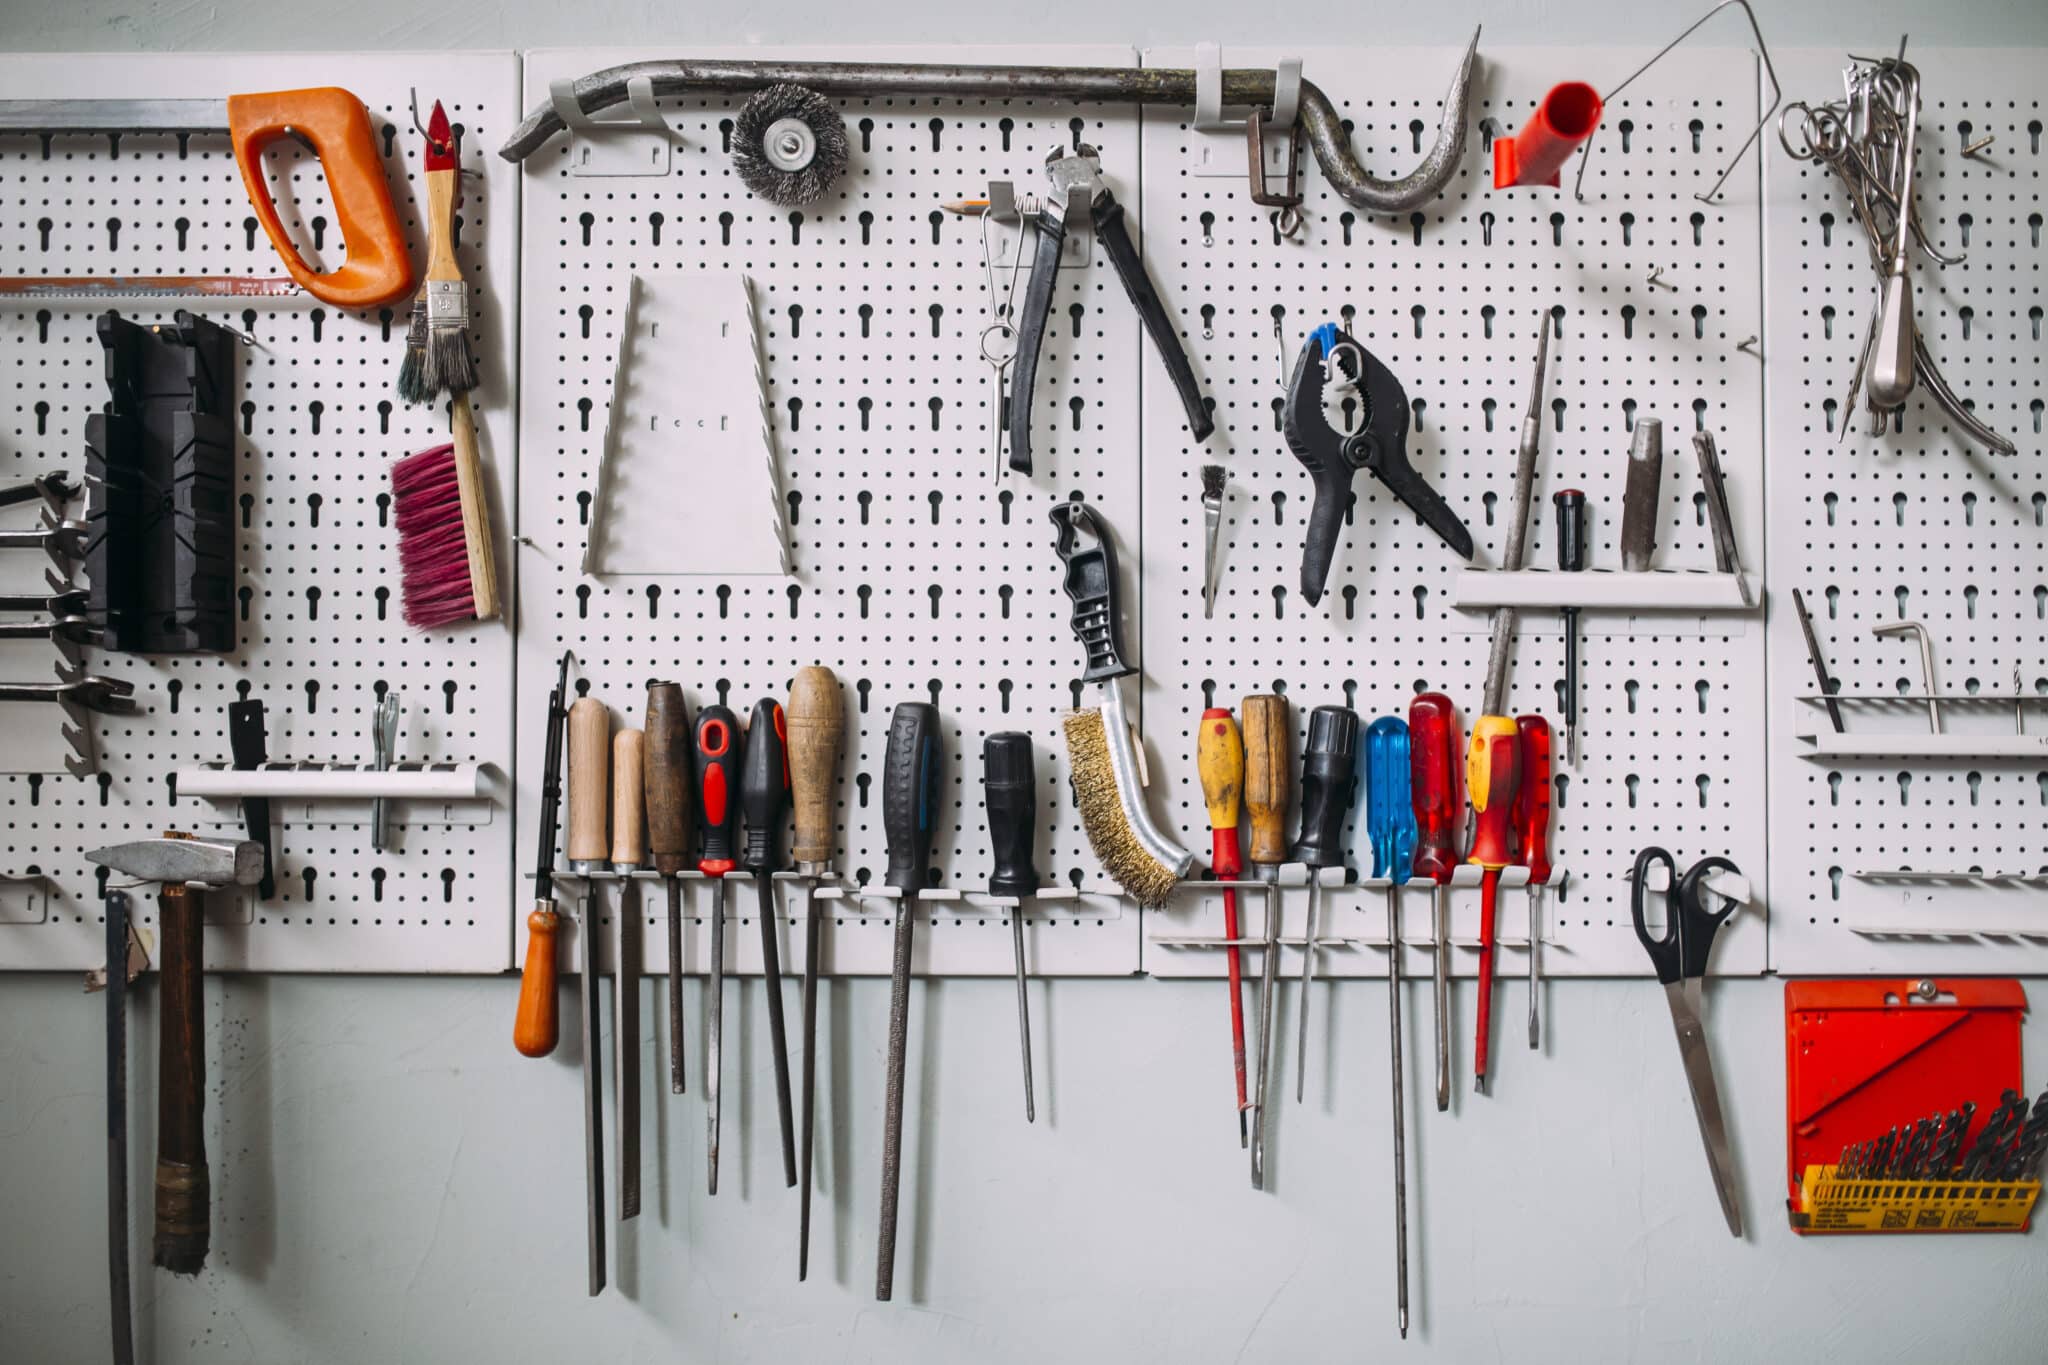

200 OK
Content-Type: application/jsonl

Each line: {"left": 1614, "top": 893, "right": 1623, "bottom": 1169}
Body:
{"left": 1009, "top": 144, "right": 1213, "bottom": 475}
{"left": 1282, "top": 323, "right": 1472, "bottom": 604}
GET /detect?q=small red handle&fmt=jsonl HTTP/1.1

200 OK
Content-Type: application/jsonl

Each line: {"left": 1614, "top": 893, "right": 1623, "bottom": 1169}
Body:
{"left": 1493, "top": 82, "right": 1604, "bottom": 191}
{"left": 227, "top": 88, "right": 416, "bottom": 309}
{"left": 1512, "top": 715, "right": 1554, "bottom": 885}
{"left": 1466, "top": 719, "right": 1522, "bottom": 871}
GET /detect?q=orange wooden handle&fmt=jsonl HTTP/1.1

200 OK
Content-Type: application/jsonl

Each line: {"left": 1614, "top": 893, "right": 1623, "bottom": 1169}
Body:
{"left": 514, "top": 902, "right": 561, "bottom": 1057}
{"left": 226, "top": 88, "right": 415, "bottom": 310}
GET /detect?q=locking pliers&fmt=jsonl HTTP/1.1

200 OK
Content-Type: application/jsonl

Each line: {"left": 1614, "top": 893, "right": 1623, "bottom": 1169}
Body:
{"left": 1283, "top": 324, "right": 1472, "bottom": 604}
{"left": 1008, "top": 144, "right": 1213, "bottom": 475}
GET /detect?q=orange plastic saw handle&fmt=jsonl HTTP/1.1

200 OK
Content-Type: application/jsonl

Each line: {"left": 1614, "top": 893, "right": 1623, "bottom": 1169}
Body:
{"left": 227, "top": 89, "right": 415, "bottom": 310}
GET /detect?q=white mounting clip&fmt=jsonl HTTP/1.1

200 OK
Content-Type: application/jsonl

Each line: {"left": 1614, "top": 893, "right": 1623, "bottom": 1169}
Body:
{"left": 550, "top": 74, "right": 684, "bottom": 177}
{"left": 1189, "top": 46, "right": 1304, "bottom": 188}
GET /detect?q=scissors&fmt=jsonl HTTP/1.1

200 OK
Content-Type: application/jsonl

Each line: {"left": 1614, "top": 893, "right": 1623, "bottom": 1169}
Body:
{"left": 1633, "top": 846, "right": 1744, "bottom": 1237}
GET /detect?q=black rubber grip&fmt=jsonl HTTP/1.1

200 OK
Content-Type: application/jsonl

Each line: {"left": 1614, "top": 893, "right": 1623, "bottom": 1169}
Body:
{"left": 1049, "top": 500, "right": 1133, "bottom": 683}
{"left": 1289, "top": 704, "right": 1360, "bottom": 869}
{"left": 982, "top": 732, "right": 1040, "bottom": 899}
{"left": 882, "top": 702, "right": 942, "bottom": 893}
{"left": 1298, "top": 463, "right": 1353, "bottom": 607}
{"left": 1094, "top": 189, "right": 1212, "bottom": 445}
{"left": 695, "top": 704, "right": 745, "bottom": 876}
{"left": 1006, "top": 211, "right": 1067, "bottom": 476}
{"left": 740, "top": 698, "right": 788, "bottom": 873}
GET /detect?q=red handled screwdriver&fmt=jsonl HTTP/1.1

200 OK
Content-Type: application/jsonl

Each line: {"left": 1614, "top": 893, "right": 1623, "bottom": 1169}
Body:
{"left": 1408, "top": 692, "right": 1463, "bottom": 1111}
{"left": 1467, "top": 715, "right": 1521, "bottom": 1093}
{"left": 1511, "top": 716, "right": 1554, "bottom": 1050}
{"left": 695, "top": 704, "right": 744, "bottom": 1195}
{"left": 1197, "top": 707, "right": 1250, "bottom": 1143}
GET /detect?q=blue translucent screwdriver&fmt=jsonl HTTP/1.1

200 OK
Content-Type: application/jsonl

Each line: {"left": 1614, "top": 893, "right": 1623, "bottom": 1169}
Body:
{"left": 1365, "top": 716, "right": 1415, "bottom": 1339}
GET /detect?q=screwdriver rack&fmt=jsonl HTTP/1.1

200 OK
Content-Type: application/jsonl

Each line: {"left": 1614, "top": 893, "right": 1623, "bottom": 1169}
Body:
{"left": 0, "top": 42, "right": 2038, "bottom": 981}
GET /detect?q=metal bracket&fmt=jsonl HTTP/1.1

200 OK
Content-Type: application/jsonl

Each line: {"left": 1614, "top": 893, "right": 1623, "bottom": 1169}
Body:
{"left": 1189, "top": 49, "right": 1306, "bottom": 182}
{"left": 550, "top": 74, "right": 683, "bottom": 177}
{"left": 983, "top": 180, "right": 1091, "bottom": 269}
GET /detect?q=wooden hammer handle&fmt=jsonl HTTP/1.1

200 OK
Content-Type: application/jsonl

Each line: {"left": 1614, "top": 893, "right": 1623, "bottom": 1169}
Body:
{"left": 153, "top": 885, "right": 209, "bottom": 1275}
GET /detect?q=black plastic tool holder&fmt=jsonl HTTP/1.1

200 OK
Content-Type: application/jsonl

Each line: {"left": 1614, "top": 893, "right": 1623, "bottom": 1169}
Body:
{"left": 82, "top": 311, "right": 236, "bottom": 653}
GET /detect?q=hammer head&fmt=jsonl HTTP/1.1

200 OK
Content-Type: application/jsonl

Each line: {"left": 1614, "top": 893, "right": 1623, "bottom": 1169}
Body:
{"left": 86, "top": 837, "right": 264, "bottom": 888}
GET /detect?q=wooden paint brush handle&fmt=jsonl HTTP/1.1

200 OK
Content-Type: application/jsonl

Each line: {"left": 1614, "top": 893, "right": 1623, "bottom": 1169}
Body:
{"left": 447, "top": 399, "right": 500, "bottom": 623}
{"left": 153, "top": 882, "right": 209, "bottom": 1275}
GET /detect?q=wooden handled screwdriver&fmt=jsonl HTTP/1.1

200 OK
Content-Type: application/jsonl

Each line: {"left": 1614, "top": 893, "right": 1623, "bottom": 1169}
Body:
{"left": 1241, "top": 693, "right": 1289, "bottom": 1189}
{"left": 1467, "top": 714, "right": 1521, "bottom": 1094}
{"left": 1196, "top": 708, "right": 1250, "bottom": 1146}
{"left": 876, "top": 701, "right": 941, "bottom": 1302}
{"left": 514, "top": 651, "right": 572, "bottom": 1059}
{"left": 564, "top": 695, "right": 611, "bottom": 1294}
{"left": 695, "top": 704, "right": 744, "bottom": 1196}
{"left": 983, "top": 732, "right": 1041, "bottom": 1124}
{"left": 1513, "top": 716, "right": 1554, "bottom": 1050}
{"left": 643, "top": 682, "right": 693, "bottom": 1093}
{"left": 610, "top": 727, "right": 646, "bottom": 1221}
{"left": 788, "top": 666, "right": 844, "bottom": 1281}
{"left": 741, "top": 697, "right": 799, "bottom": 1188}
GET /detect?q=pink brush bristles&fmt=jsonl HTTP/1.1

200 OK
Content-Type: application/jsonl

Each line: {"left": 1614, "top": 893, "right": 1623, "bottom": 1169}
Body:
{"left": 391, "top": 442, "right": 478, "bottom": 629}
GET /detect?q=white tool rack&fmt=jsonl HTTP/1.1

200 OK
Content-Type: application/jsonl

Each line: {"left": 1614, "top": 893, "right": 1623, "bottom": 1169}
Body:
{"left": 0, "top": 52, "right": 521, "bottom": 972}
{"left": 1764, "top": 48, "right": 2048, "bottom": 972}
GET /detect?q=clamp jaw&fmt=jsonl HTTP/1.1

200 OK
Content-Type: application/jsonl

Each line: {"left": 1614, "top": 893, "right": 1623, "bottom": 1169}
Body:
{"left": 1282, "top": 324, "right": 1472, "bottom": 604}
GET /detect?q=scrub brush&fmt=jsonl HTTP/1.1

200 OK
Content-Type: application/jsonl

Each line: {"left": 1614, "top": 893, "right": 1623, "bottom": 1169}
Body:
{"left": 1050, "top": 500, "right": 1193, "bottom": 907}
{"left": 397, "top": 99, "right": 476, "bottom": 403}
{"left": 731, "top": 84, "right": 849, "bottom": 206}
{"left": 390, "top": 400, "right": 500, "bottom": 628}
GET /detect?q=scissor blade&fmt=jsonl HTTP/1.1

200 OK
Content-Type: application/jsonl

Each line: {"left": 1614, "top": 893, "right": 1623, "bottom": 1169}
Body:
{"left": 1664, "top": 982, "right": 1743, "bottom": 1238}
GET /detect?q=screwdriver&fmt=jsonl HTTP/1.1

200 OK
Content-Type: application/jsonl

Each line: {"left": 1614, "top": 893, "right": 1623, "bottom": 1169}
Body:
{"left": 1467, "top": 714, "right": 1522, "bottom": 1093}
{"left": 1363, "top": 715, "right": 1415, "bottom": 1338}
{"left": 1196, "top": 707, "right": 1250, "bottom": 1144}
{"left": 1407, "top": 692, "right": 1462, "bottom": 1111}
{"left": 610, "top": 726, "right": 646, "bottom": 1220}
{"left": 563, "top": 694, "right": 610, "bottom": 1295}
{"left": 1512, "top": 715, "right": 1554, "bottom": 1050}
{"left": 788, "top": 666, "right": 844, "bottom": 1282}
{"left": 1292, "top": 704, "right": 1360, "bottom": 1104}
{"left": 643, "top": 682, "right": 693, "bottom": 1094}
{"left": 513, "top": 649, "right": 571, "bottom": 1060}
{"left": 741, "top": 697, "right": 799, "bottom": 1188}
{"left": 1241, "top": 693, "right": 1289, "bottom": 1188}
{"left": 1552, "top": 490, "right": 1587, "bottom": 766}
{"left": 694, "top": 703, "right": 744, "bottom": 1196}
{"left": 877, "top": 701, "right": 941, "bottom": 1302}
{"left": 984, "top": 732, "right": 1040, "bottom": 1123}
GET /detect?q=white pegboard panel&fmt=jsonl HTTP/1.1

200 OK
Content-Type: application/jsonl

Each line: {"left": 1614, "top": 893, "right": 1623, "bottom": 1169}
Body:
{"left": 0, "top": 52, "right": 521, "bottom": 972}
{"left": 513, "top": 46, "right": 1148, "bottom": 980}
{"left": 1138, "top": 45, "right": 1770, "bottom": 980}
{"left": 1764, "top": 48, "right": 2047, "bottom": 973}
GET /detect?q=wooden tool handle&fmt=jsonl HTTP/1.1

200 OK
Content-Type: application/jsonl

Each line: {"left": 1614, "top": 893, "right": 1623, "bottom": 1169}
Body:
{"left": 513, "top": 901, "right": 561, "bottom": 1057}
{"left": 424, "top": 163, "right": 461, "bottom": 282}
{"left": 786, "top": 666, "right": 844, "bottom": 867}
{"left": 1241, "top": 693, "right": 1290, "bottom": 867}
{"left": 447, "top": 400, "right": 500, "bottom": 623}
{"left": 644, "top": 683, "right": 693, "bottom": 875}
{"left": 1197, "top": 707, "right": 1245, "bottom": 834}
{"left": 611, "top": 729, "right": 646, "bottom": 866}
{"left": 153, "top": 884, "right": 209, "bottom": 1275}
{"left": 566, "top": 697, "right": 610, "bottom": 865}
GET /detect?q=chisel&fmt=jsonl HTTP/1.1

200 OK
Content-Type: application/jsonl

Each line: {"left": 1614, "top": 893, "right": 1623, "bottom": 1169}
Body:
{"left": 643, "top": 682, "right": 693, "bottom": 1093}
{"left": 695, "top": 704, "right": 744, "bottom": 1196}
{"left": 610, "top": 726, "right": 645, "bottom": 1220}
{"left": 565, "top": 695, "right": 611, "bottom": 1293}
{"left": 742, "top": 697, "right": 799, "bottom": 1187}
{"left": 877, "top": 701, "right": 942, "bottom": 1301}
{"left": 789, "top": 666, "right": 845, "bottom": 1281}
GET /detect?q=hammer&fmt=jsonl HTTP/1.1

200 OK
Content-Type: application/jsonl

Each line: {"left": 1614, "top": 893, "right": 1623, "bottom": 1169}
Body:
{"left": 87, "top": 836, "right": 263, "bottom": 1279}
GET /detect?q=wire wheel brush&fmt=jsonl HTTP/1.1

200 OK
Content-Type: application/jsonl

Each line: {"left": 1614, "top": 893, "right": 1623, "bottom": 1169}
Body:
{"left": 732, "top": 84, "right": 848, "bottom": 205}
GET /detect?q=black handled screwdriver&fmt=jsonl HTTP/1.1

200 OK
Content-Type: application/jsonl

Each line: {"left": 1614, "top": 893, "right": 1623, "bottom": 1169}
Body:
{"left": 742, "top": 697, "right": 799, "bottom": 1188}
{"left": 695, "top": 704, "right": 744, "bottom": 1196}
{"left": 877, "top": 701, "right": 942, "bottom": 1302}
{"left": 984, "top": 732, "right": 1040, "bottom": 1123}
{"left": 1291, "top": 704, "right": 1360, "bottom": 1103}
{"left": 1553, "top": 489, "right": 1588, "bottom": 765}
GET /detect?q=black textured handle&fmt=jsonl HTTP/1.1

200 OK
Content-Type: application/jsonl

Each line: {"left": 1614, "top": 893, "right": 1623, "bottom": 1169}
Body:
{"left": 1094, "top": 190, "right": 1212, "bottom": 444}
{"left": 226, "top": 700, "right": 275, "bottom": 899}
{"left": 1630, "top": 846, "right": 1682, "bottom": 985}
{"left": 882, "top": 702, "right": 942, "bottom": 893}
{"left": 695, "top": 705, "right": 745, "bottom": 877}
{"left": 1049, "top": 500, "right": 1133, "bottom": 683}
{"left": 1553, "top": 488, "right": 1588, "bottom": 573}
{"left": 740, "top": 698, "right": 789, "bottom": 873}
{"left": 1298, "top": 461, "right": 1353, "bottom": 606}
{"left": 982, "top": 732, "right": 1040, "bottom": 899}
{"left": 1676, "top": 855, "right": 1741, "bottom": 980}
{"left": 1288, "top": 705, "right": 1360, "bottom": 869}
{"left": 1006, "top": 211, "right": 1066, "bottom": 475}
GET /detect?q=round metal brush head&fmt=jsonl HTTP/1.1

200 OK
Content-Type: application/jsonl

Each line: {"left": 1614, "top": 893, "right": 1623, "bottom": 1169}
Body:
{"left": 732, "top": 84, "right": 849, "bottom": 206}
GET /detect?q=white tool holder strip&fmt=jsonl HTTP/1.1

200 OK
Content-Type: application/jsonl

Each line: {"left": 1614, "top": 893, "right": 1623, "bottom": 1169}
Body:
{"left": 1138, "top": 46, "right": 1769, "bottom": 979}
{"left": 0, "top": 52, "right": 521, "bottom": 970}
{"left": 1764, "top": 48, "right": 2048, "bottom": 972}
{"left": 514, "top": 47, "right": 1144, "bottom": 979}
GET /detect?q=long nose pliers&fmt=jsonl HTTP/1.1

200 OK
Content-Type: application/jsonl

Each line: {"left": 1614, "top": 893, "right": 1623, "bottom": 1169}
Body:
{"left": 1009, "top": 143, "right": 1214, "bottom": 475}
{"left": 1282, "top": 323, "right": 1472, "bottom": 604}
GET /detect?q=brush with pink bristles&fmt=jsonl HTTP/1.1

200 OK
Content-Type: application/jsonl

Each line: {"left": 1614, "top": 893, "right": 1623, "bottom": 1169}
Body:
{"left": 392, "top": 404, "right": 500, "bottom": 628}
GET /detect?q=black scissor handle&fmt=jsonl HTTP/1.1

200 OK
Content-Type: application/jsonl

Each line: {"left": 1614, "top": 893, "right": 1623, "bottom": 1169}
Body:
{"left": 1676, "top": 855, "right": 1741, "bottom": 980}
{"left": 1631, "top": 845, "right": 1683, "bottom": 986}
